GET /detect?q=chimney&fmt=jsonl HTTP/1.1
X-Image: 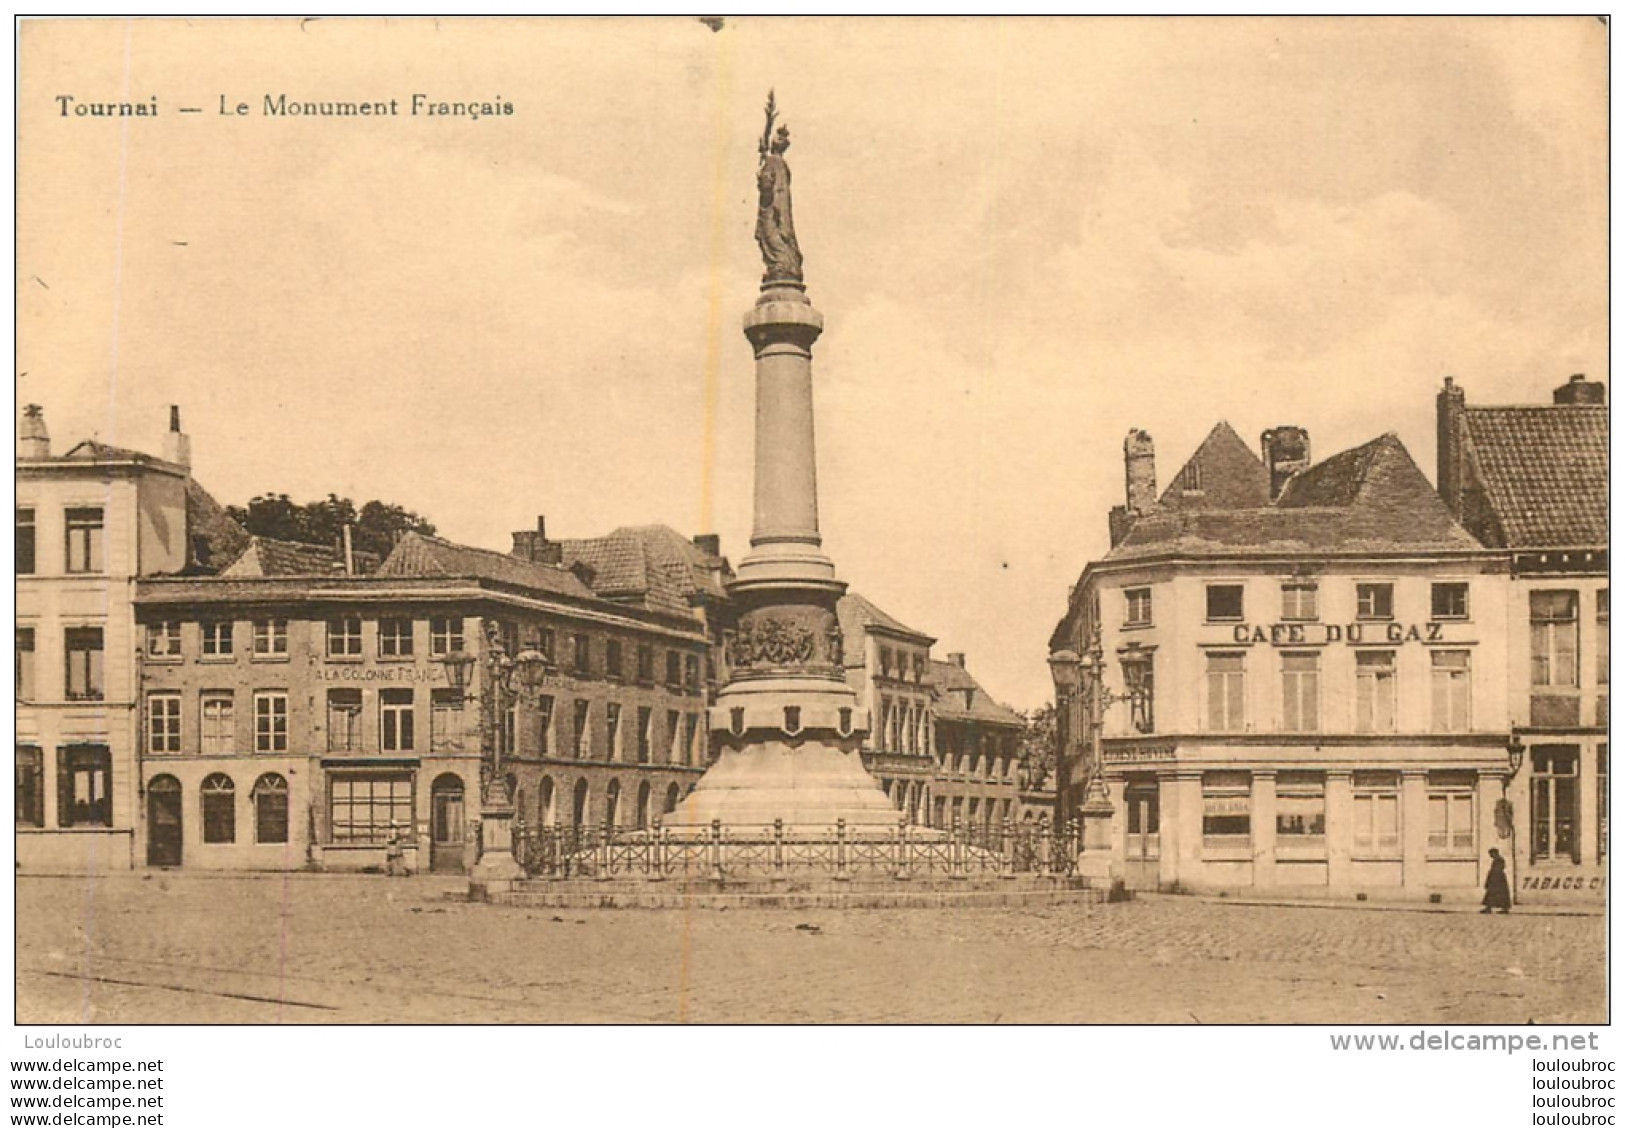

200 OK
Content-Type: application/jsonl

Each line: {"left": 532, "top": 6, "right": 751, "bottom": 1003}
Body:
{"left": 163, "top": 405, "right": 191, "bottom": 469}
{"left": 511, "top": 516, "right": 563, "bottom": 565}
{"left": 1553, "top": 373, "right": 1606, "bottom": 406}
{"left": 18, "top": 404, "right": 49, "bottom": 459}
{"left": 1261, "top": 426, "right": 1310, "bottom": 500}
{"left": 946, "top": 652, "right": 966, "bottom": 668}
{"left": 1435, "top": 377, "right": 1468, "bottom": 516}
{"left": 1124, "top": 430, "right": 1156, "bottom": 516}
{"left": 342, "top": 524, "right": 355, "bottom": 576}
{"left": 692, "top": 533, "right": 721, "bottom": 558}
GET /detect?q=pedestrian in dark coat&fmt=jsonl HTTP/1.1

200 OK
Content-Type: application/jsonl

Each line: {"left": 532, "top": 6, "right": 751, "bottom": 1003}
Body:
{"left": 1481, "top": 848, "right": 1511, "bottom": 913}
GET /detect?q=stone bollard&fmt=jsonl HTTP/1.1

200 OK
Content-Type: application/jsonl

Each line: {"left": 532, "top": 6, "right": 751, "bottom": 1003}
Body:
{"left": 895, "top": 816, "right": 910, "bottom": 882}
{"left": 773, "top": 818, "right": 786, "bottom": 877}
{"left": 647, "top": 816, "right": 663, "bottom": 881}
{"left": 710, "top": 819, "right": 725, "bottom": 883}
{"left": 835, "top": 818, "right": 850, "bottom": 882}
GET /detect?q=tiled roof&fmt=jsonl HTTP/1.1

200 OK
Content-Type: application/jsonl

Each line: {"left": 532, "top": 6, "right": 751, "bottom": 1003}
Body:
{"left": 1463, "top": 405, "right": 1608, "bottom": 547}
{"left": 60, "top": 438, "right": 167, "bottom": 465}
{"left": 837, "top": 593, "right": 934, "bottom": 648}
{"left": 557, "top": 526, "right": 726, "bottom": 616}
{"left": 377, "top": 532, "right": 595, "bottom": 598}
{"left": 184, "top": 480, "right": 250, "bottom": 574}
{"left": 930, "top": 660, "right": 1024, "bottom": 728}
{"left": 221, "top": 535, "right": 380, "bottom": 577}
{"left": 1108, "top": 432, "right": 1480, "bottom": 560}
{"left": 1157, "top": 421, "right": 1271, "bottom": 511}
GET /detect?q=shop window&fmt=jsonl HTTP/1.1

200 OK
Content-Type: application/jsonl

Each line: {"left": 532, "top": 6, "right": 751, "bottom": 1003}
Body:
{"left": 201, "top": 773, "right": 236, "bottom": 844}
{"left": 147, "top": 621, "right": 182, "bottom": 658}
{"left": 16, "top": 628, "right": 35, "bottom": 701}
{"left": 1206, "top": 584, "right": 1244, "bottom": 622}
{"left": 254, "top": 692, "right": 289, "bottom": 753}
{"left": 1430, "top": 650, "right": 1471, "bottom": 732}
{"left": 378, "top": 618, "right": 414, "bottom": 658}
{"left": 430, "top": 689, "right": 464, "bottom": 752}
{"left": 1124, "top": 587, "right": 1153, "bottom": 628}
{"left": 1275, "top": 772, "right": 1326, "bottom": 840}
{"left": 1123, "top": 656, "right": 1154, "bottom": 733}
{"left": 1281, "top": 652, "right": 1319, "bottom": 732}
{"left": 15, "top": 747, "right": 44, "bottom": 828}
{"left": 1355, "top": 651, "right": 1396, "bottom": 733}
{"left": 380, "top": 690, "right": 415, "bottom": 752}
{"left": 57, "top": 745, "right": 111, "bottom": 828}
{"left": 16, "top": 508, "right": 35, "bottom": 574}
{"left": 1206, "top": 652, "right": 1245, "bottom": 732}
{"left": 328, "top": 690, "right": 362, "bottom": 753}
{"left": 1352, "top": 772, "right": 1400, "bottom": 855}
{"left": 253, "top": 773, "right": 289, "bottom": 844}
{"left": 148, "top": 693, "right": 182, "bottom": 754}
{"left": 1202, "top": 772, "right": 1250, "bottom": 848}
{"left": 64, "top": 627, "right": 104, "bottom": 701}
{"left": 64, "top": 508, "right": 103, "bottom": 574}
{"left": 1280, "top": 583, "right": 1318, "bottom": 622}
{"left": 1531, "top": 746, "right": 1579, "bottom": 864}
{"left": 327, "top": 616, "right": 363, "bottom": 658}
{"left": 1426, "top": 771, "right": 1476, "bottom": 856}
{"left": 1530, "top": 591, "right": 1579, "bottom": 688}
{"left": 329, "top": 773, "right": 412, "bottom": 844}
{"left": 253, "top": 618, "right": 288, "bottom": 657}
{"left": 430, "top": 616, "right": 463, "bottom": 657}
{"left": 573, "top": 699, "right": 591, "bottom": 758}
{"left": 1431, "top": 582, "right": 1470, "bottom": 620}
{"left": 201, "top": 692, "right": 235, "bottom": 755}
{"left": 1356, "top": 583, "right": 1394, "bottom": 621}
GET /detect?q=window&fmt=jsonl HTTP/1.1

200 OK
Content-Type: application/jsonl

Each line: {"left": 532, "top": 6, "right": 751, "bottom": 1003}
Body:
{"left": 327, "top": 617, "right": 363, "bottom": 658}
{"left": 498, "top": 620, "right": 520, "bottom": 658}
{"left": 327, "top": 690, "right": 362, "bottom": 753}
{"left": 64, "top": 627, "right": 103, "bottom": 701}
{"left": 1599, "top": 744, "right": 1608, "bottom": 862}
{"left": 536, "top": 695, "right": 555, "bottom": 756}
{"left": 1598, "top": 591, "right": 1609, "bottom": 687}
{"left": 1123, "top": 657, "right": 1154, "bottom": 733}
{"left": 64, "top": 508, "right": 104, "bottom": 573}
{"left": 1426, "top": 771, "right": 1476, "bottom": 856}
{"left": 1431, "top": 582, "right": 1469, "bottom": 620}
{"left": 16, "top": 628, "right": 35, "bottom": 701}
{"left": 1202, "top": 772, "right": 1251, "bottom": 847}
{"left": 1430, "top": 650, "right": 1471, "bottom": 732}
{"left": 606, "top": 703, "right": 622, "bottom": 759}
{"left": 58, "top": 745, "right": 111, "bottom": 827}
{"left": 1206, "top": 584, "right": 1244, "bottom": 622}
{"left": 252, "top": 773, "right": 289, "bottom": 844}
{"left": 148, "top": 693, "right": 182, "bottom": 754}
{"left": 201, "top": 692, "right": 234, "bottom": 755}
{"left": 1356, "top": 583, "right": 1394, "bottom": 621}
{"left": 880, "top": 647, "right": 893, "bottom": 678}
{"left": 16, "top": 509, "right": 35, "bottom": 574}
{"left": 254, "top": 692, "right": 289, "bottom": 753}
{"left": 329, "top": 773, "right": 412, "bottom": 844}
{"left": 1280, "top": 652, "right": 1319, "bottom": 732}
{"left": 201, "top": 773, "right": 236, "bottom": 844}
{"left": 667, "top": 709, "right": 681, "bottom": 762}
{"left": 430, "top": 689, "right": 463, "bottom": 752}
{"left": 378, "top": 618, "right": 414, "bottom": 658}
{"left": 1352, "top": 772, "right": 1401, "bottom": 855}
{"left": 537, "top": 627, "right": 556, "bottom": 665}
{"left": 637, "top": 706, "right": 653, "bottom": 763}
{"left": 684, "top": 653, "right": 701, "bottom": 694}
{"left": 1531, "top": 746, "right": 1579, "bottom": 863}
{"left": 1530, "top": 591, "right": 1579, "bottom": 688}
{"left": 430, "top": 617, "right": 464, "bottom": 657}
{"left": 253, "top": 619, "right": 288, "bottom": 657}
{"left": 15, "top": 747, "right": 44, "bottom": 827}
{"left": 201, "top": 620, "right": 234, "bottom": 658}
{"left": 501, "top": 702, "right": 516, "bottom": 759}
{"left": 685, "top": 714, "right": 700, "bottom": 766}
{"left": 573, "top": 699, "right": 591, "bottom": 758}
{"left": 1124, "top": 588, "right": 1153, "bottom": 628}
{"left": 606, "top": 640, "right": 624, "bottom": 681}
{"left": 380, "top": 690, "right": 415, "bottom": 752}
{"left": 666, "top": 651, "right": 682, "bottom": 688}
{"left": 1280, "top": 583, "right": 1318, "bottom": 622}
{"left": 147, "top": 621, "right": 182, "bottom": 658}
{"left": 636, "top": 645, "right": 654, "bottom": 685}
{"left": 1354, "top": 651, "right": 1396, "bottom": 733}
{"left": 573, "top": 634, "right": 591, "bottom": 676}
{"left": 1275, "top": 772, "right": 1326, "bottom": 840}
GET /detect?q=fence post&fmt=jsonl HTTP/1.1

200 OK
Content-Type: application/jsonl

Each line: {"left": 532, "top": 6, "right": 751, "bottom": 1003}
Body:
{"left": 1038, "top": 814, "right": 1053, "bottom": 877}
{"left": 710, "top": 818, "right": 724, "bottom": 882}
{"left": 835, "top": 818, "right": 850, "bottom": 882}
{"left": 596, "top": 822, "right": 612, "bottom": 881}
{"left": 951, "top": 814, "right": 966, "bottom": 880}
{"left": 773, "top": 818, "right": 785, "bottom": 877}
{"left": 1001, "top": 816, "right": 1016, "bottom": 879}
{"left": 647, "top": 816, "right": 662, "bottom": 881}
{"left": 895, "top": 816, "right": 909, "bottom": 882}
{"left": 1067, "top": 816, "right": 1081, "bottom": 877}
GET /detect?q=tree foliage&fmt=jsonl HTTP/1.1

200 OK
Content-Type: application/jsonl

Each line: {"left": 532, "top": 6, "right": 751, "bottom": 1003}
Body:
{"left": 1018, "top": 701, "right": 1058, "bottom": 790}
{"left": 225, "top": 493, "right": 436, "bottom": 560}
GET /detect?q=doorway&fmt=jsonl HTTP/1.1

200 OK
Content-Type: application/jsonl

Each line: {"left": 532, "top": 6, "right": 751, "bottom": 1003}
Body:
{"left": 146, "top": 775, "right": 182, "bottom": 867}
{"left": 430, "top": 774, "right": 466, "bottom": 874}
{"left": 1124, "top": 780, "right": 1160, "bottom": 890}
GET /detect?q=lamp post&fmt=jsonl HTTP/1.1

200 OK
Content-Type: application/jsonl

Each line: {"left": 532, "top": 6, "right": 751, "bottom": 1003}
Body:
{"left": 440, "top": 621, "right": 547, "bottom": 886}
{"left": 1501, "top": 730, "right": 1526, "bottom": 905}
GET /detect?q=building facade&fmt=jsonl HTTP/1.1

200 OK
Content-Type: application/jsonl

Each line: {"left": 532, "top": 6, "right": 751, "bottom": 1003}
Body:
{"left": 1437, "top": 374, "right": 1608, "bottom": 905}
{"left": 1052, "top": 422, "right": 1511, "bottom": 901}
{"left": 928, "top": 654, "right": 1026, "bottom": 833}
{"left": 16, "top": 406, "right": 245, "bottom": 871}
{"left": 840, "top": 593, "right": 937, "bottom": 823}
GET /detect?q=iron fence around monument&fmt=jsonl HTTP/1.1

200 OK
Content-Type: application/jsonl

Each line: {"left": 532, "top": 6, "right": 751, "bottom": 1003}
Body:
{"left": 511, "top": 816, "right": 1082, "bottom": 882}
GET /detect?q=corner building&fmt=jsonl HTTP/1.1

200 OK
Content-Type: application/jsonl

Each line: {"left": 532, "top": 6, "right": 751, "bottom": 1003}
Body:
{"left": 1052, "top": 423, "right": 1510, "bottom": 900}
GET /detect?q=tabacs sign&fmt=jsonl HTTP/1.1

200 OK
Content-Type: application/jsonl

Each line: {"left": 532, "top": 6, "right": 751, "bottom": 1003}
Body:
{"left": 1227, "top": 622, "right": 1451, "bottom": 646}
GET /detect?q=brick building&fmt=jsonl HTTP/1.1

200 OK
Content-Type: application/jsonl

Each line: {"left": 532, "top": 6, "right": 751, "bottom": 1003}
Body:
{"left": 1437, "top": 374, "right": 1608, "bottom": 905}
{"left": 839, "top": 593, "right": 936, "bottom": 823}
{"left": 928, "top": 654, "right": 1026, "bottom": 832}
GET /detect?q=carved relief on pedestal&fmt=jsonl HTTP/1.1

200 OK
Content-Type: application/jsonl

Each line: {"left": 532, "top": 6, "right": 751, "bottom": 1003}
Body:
{"left": 728, "top": 604, "right": 845, "bottom": 674}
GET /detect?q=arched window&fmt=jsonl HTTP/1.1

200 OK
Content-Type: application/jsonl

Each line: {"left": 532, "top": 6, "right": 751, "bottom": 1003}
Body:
{"left": 251, "top": 773, "right": 288, "bottom": 844}
{"left": 572, "top": 779, "right": 589, "bottom": 828}
{"left": 665, "top": 782, "right": 681, "bottom": 814}
{"left": 201, "top": 773, "right": 236, "bottom": 844}
{"left": 605, "top": 779, "right": 622, "bottom": 828}
{"left": 538, "top": 777, "right": 556, "bottom": 828}
{"left": 636, "top": 781, "right": 651, "bottom": 829}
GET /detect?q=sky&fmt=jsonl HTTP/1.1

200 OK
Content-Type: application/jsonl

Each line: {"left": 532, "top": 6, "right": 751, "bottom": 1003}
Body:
{"left": 17, "top": 17, "right": 1608, "bottom": 709}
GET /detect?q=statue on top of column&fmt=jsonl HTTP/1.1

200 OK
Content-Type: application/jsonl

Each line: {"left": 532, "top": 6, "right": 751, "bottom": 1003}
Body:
{"left": 754, "top": 90, "right": 803, "bottom": 286}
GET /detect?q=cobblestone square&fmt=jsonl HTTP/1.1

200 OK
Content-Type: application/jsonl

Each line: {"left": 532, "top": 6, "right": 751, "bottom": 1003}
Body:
{"left": 13, "top": 874, "right": 1605, "bottom": 1024}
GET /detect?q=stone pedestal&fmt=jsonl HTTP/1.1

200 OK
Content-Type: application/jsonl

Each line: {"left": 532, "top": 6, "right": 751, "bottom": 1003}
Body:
{"left": 472, "top": 795, "right": 523, "bottom": 884}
